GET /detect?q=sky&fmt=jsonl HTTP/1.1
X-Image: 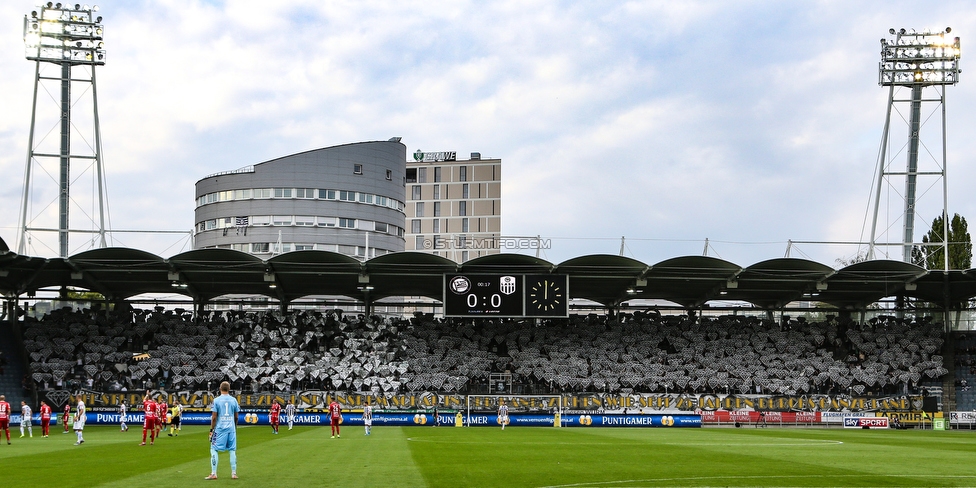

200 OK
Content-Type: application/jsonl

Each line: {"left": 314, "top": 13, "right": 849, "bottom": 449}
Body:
{"left": 1, "top": 0, "right": 975, "bottom": 268}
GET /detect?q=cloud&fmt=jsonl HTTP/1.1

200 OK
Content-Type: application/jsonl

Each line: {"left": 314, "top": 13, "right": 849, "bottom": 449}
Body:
{"left": 1, "top": 0, "right": 975, "bottom": 268}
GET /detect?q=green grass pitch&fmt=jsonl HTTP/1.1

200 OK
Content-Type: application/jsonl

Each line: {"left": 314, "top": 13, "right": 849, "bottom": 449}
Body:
{"left": 3, "top": 424, "right": 976, "bottom": 487}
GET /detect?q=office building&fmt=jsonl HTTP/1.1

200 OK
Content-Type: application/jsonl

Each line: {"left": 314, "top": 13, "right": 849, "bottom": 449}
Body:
{"left": 194, "top": 140, "right": 407, "bottom": 259}
{"left": 404, "top": 150, "right": 501, "bottom": 262}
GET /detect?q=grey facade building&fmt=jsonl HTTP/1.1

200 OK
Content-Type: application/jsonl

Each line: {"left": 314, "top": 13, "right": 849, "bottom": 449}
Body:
{"left": 194, "top": 140, "right": 407, "bottom": 259}
{"left": 404, "top": 151, "right": 501, "bottom": 262}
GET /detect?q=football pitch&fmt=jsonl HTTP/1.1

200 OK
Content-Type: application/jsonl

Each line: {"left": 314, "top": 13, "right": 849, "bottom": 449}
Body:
{"left": 3, "top": 424, "right": 976, "bottom": 487}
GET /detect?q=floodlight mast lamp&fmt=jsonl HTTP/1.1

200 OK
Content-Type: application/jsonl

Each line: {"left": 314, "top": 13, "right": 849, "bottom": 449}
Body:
{"left": 868, "top": 27, "right": 960, "bottom": 270}
{"left": 19, "top": 3, "right": 108, "bottom": 258}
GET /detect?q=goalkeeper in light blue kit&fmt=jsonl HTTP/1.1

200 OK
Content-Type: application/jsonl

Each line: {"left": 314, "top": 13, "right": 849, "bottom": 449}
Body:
{"left": 206, "top": 381, "right": 240, "bottom": 480}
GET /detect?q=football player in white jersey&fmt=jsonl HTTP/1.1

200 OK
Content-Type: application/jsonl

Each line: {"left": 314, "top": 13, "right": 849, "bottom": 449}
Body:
{"left": 20, "top": 402, "right": 32, "bottom": 438}
{"left": 73, "top": 398, "right": 86, "bottom": 445}
{"left": 497, "top": 401, "right": 509, "bottom": 430}
{"left": 119, "top": 401, "right": 128, "bottom": 432}
{"left": 362, "top": 404, "right": 373, "bottom": 436}
{"left": 285, "top": 401, "right": 296, "bottom": 430}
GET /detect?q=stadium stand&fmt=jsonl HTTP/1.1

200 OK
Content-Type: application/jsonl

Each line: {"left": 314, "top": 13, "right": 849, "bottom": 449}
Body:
{"left": 20, "top": 307, "right": 947, "bottom": 398}
{"left": 0, "top": 321, "right": 31, "bottom": 407}
{"left": 953, "top": 332, "right": 976, "bottom": 410}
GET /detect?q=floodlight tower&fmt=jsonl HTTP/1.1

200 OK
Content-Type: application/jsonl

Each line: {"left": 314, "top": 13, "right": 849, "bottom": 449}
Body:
{"left": 19, "top": 3, "right": 108, "bottom": 257}
{"left": 867, "top": 28, "right": 960, "bottom": 269}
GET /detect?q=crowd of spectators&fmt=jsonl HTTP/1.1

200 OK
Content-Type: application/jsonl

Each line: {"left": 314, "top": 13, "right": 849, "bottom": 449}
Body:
{"left": 19, "top": 306, "right": 946, "bottom": 397}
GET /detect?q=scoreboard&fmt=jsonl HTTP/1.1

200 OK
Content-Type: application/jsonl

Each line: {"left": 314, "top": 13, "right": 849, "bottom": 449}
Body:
{"left": 444, "top": 274, "right": 568, "bottom": 318}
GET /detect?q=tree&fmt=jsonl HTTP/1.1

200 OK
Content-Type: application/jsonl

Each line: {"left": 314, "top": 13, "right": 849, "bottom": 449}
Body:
{"left": 836, "top": 251, "right": 869, "bottom": 268}
{"left": 66, "top": 290, "right": 105, "bottom": 302}
{"left": 913, "top": 213, "right": 972, "bottom": 270}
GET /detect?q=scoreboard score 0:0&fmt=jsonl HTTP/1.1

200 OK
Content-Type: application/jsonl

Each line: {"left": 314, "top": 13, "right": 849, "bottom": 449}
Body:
{"left": 443, "top": 274, "right": 568, "bottom": 317}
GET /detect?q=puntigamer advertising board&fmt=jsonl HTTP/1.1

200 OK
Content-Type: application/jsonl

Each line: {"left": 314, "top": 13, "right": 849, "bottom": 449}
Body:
{"left": 76, "top": 412, "right": 701, "bottom": 428}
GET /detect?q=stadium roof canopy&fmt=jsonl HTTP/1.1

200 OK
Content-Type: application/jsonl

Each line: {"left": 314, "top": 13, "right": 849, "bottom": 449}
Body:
{"left": 2, "top": 246, "right": 976, "bottom": 310}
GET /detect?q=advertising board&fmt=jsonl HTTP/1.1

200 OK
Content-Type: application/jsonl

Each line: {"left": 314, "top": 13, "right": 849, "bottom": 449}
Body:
{"left": 843, "top": 416, "right": 889, "bottom": 428}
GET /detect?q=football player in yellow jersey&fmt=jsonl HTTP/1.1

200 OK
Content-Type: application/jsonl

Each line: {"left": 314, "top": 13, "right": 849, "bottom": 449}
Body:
{"left": 168, "top": 403, "right": 182, "bottom": 436}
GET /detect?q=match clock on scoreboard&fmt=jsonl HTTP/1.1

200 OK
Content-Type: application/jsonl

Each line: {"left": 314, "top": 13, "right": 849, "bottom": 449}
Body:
{"left": 525, "top": 274, "right": 568, "bottom": 317}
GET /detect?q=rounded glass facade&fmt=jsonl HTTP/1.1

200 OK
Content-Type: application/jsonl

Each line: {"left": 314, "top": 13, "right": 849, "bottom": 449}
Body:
{"left": 193, "top": 141, "right": 406, "bottom": 259}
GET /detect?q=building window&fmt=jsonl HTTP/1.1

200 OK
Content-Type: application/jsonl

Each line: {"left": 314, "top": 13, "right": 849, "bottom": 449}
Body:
{"left": 462, "top": 218, "right": 469, "bottom": 233}
{"left": 459, "top": 201, "right": 467, "bottom": 216}
{"left": 406, "top": 168, "right": 417, "bottom": 183}
{"left": 418, "top": 167, "right": 427, "bottom": 183}
{"left": 432, "top": 219, "right": 440, "bottom": 233}
{"left": 374, "top": 222, "right": 388, "bottom": 233}
{"left": 415, "top": 235, "right": 425, "bottom": 249}
{"left": 337, "top": 245, "right": 357, "bottom": 255}
{"left": 433, "top": 201, "right": 441, "bottom": 217}
{"left": 251, "top": 215, "right": 271, "bottom": 226}
{"left": 295, "top": 216, "right": 315, "bottom": 226}
{"left": 461, "top": 250, "right": 469, "bottom": 262}
{"left": 338, "top": 218, "right": 356, "bottom": 229}
{"left": 251, "top": 242, "right": 270, "bottom": 253}
{"left": 434, "top": 167, "right": 442, "bottom": 182}
{"left": 254, "top": 188, "right": 272, "bottom": 199}
{"left": 354, "top": 164, "right": 363, "bottom": 175}
{"left": 295, "top": 244, "right": 314, "bottom": 251}
{"left": 433, "top": 184, "right": 440, "bottom": 200}
{"left": 411, "top": 186, "right": 421, "bottom": 200}
{"left": 411, "top": 219, "right": 421, "bottom": 234}
{"left": 318, "top": 217, "right": 336, "bottom": 227}
{"left": 462, "top": 183, "right": 469, "bottom": 199}
{"left": 272, "top": 215, "right": 293, "bottom": 226}
{"left": 359, "top": 193, "right": 373, "bottom": 203}
{"left": 274, "top": 243, "right": 292, "bottom": 253}
{"left": 376, "top": 196, "right": 388, "bottom": 206}
{"left": 296, "top": 188, "right": 315, "bottom": 198}
{"left": 386, "top": 169, "right": 393, "bottom": 181}
{"left": 459, "top": 166, "right": 467, "bottom": 182}
{"left": 416, "top": 202, "right": 425, "bottom": 217}
{"left": 339, "top": 190, "right": 356, "bottom": 201}
{"left": 274, "top": 188, "right": 293, "bottom": 198}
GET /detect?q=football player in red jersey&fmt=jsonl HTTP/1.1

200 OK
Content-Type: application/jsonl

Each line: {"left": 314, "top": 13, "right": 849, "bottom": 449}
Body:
{"left": 0, "top": 395, "right": 11, "bottom": 444}
{"left": 140, "top": 393, "right": 157, "bottom": 446}
{"left": 39, "top": 401, "right": 52, "bottom": 437}
{"left": 62, "top": 403, "right": 71, "bottom": 433}
{"left": 156, "top": 397, "right": 167, "bottom": 439}
{"left": 328, "top": 400, "right": 341, "bottom": 438}
{"left": 269, "top": 400, "right": 282, "bottom": 434}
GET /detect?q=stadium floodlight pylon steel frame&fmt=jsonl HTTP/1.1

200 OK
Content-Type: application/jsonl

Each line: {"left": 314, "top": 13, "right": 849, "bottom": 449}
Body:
{"left": 19, "top": 3, "right": 109, "bottom": 258}
{"left": 867, "top": 27, "right": 960, "bottom": 269}
{"left": 465, "top": 394, "right": 563, "bottom": 427}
